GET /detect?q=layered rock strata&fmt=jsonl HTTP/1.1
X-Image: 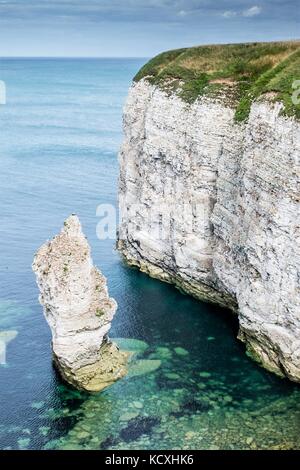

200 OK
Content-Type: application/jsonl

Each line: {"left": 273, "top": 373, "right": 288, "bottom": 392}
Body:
{"left": 118, "top": 79, "right": 300, "bottom": 382}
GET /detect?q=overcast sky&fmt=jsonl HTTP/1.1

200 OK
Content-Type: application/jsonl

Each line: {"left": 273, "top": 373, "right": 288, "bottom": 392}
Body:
{"left": 0, "top": 0, "right": 299, "bottom": 57}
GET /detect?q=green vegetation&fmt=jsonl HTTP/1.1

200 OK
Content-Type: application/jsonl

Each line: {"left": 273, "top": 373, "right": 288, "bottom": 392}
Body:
{"left": 134, "top": 41, "right": 300, "bottom": 121}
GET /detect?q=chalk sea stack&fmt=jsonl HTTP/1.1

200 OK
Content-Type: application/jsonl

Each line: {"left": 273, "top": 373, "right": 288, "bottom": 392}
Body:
{"left": 32, "top": 215, "right": 128, "bottom": 392}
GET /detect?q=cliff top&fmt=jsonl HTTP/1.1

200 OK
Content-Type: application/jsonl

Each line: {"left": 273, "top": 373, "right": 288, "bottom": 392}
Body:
{"left": 134, "top": 41, "right": 300, "bottom": 121}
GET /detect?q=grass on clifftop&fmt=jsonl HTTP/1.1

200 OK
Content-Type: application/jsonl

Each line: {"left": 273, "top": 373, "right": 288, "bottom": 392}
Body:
{"left": 134, "top": 41, "right": 300, "bottom": 121}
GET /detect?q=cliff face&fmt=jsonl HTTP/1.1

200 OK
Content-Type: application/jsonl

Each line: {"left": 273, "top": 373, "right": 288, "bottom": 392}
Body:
{"left": 33, "top": 215, "right": 128, "bottom": 392}
{"left": 118, "top": 79, "right": 300, "bottom": 382}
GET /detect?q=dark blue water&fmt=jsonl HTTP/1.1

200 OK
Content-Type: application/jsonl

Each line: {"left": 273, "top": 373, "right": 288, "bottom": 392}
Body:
{"left": 0, "top": 58, "right": 299, "bottom": 450}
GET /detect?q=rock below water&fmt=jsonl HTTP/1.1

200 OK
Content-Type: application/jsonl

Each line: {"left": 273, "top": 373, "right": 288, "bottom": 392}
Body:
{"left": 32, "top": 215, "right": 129, "bottom": 392}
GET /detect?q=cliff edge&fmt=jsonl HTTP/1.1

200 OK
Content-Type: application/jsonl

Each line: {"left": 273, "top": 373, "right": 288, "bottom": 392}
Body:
{"left": 118, "top": 41, "right": 300, "bottom": 382}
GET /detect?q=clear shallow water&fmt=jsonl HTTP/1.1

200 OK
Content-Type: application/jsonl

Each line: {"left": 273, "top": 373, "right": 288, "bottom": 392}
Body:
{"left": 0, "top": 58, "right": 299, "bottom": 451}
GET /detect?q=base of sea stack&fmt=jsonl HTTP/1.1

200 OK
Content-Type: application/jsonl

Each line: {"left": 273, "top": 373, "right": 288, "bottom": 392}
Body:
{"left": 53, "top": 341, "right": 129, "bottom": 393}
{"left": 118, "top": 242, "right": 300, "bottom": 384}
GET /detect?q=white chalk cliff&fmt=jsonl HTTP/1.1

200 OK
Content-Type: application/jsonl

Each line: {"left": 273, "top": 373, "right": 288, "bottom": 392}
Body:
{"left": 33, "top": 215, "right": 128, "bottom": 392}
{"left": 118, "top": 79, "right": 300, "bottom": 382}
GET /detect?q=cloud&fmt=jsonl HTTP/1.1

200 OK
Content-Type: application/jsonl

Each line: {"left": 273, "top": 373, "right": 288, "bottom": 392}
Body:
{"left": 222, "top": 5, "right": 262, "bottom": 19}
{"left": 242, "top": 5, "right": 262, "bottom": 17}
{"left": 0, "top": 1, "right": 296, "bottom": 28}
{"left": 0, "top": 0, "right": 299, "bottom": 57}
{"left": 222, "top": 10, "right": 237, "bottom": 18}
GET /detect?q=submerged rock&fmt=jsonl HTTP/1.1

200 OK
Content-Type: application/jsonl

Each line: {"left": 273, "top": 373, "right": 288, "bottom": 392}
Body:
{"left": 174, "top": 347, "right": 189, "bottom": 357}
{"left": 32, "top": 215, "right": 129, "bottom": 392}
{"left": 128, "top": 359, "right": 161, "bottom": 377}
{"left": 199, "top": 372, "right": 211, "bottom": 378}
{"left": 0, "top": 330, "right": 18, "bottom": 365}
{"left": 113, "top": 338, "right": 149, "bottom": 354}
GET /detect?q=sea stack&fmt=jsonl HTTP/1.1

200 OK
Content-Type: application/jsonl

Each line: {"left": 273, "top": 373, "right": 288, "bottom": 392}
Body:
{"left": 32, "top": 215, "right": 128, "bottom": 392}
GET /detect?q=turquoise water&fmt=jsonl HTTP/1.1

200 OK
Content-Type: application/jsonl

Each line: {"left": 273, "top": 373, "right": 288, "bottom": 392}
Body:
{"left": 0, "top": 58, "right": 299, "bottom": 450}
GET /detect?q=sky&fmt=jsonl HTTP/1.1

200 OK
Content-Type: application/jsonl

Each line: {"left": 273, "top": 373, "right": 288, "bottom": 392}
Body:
{"left": 0, "top": 0, "right": 299, "bottom": 57}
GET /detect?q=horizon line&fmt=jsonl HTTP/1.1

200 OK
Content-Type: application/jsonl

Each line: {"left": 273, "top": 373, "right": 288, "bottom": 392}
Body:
{"left": 0, "top": 56, "right": 149, "bottom": 60}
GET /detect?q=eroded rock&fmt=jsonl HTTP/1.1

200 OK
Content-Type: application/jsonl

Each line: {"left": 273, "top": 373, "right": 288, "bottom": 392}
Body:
{"left": 33, "top": 215, "right": 128, "bottom": 392}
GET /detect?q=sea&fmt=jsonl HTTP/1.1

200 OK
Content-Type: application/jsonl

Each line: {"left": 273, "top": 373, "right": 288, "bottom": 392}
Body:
{"left": 0, "top": 58, "right": 299, "bottom": 450}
